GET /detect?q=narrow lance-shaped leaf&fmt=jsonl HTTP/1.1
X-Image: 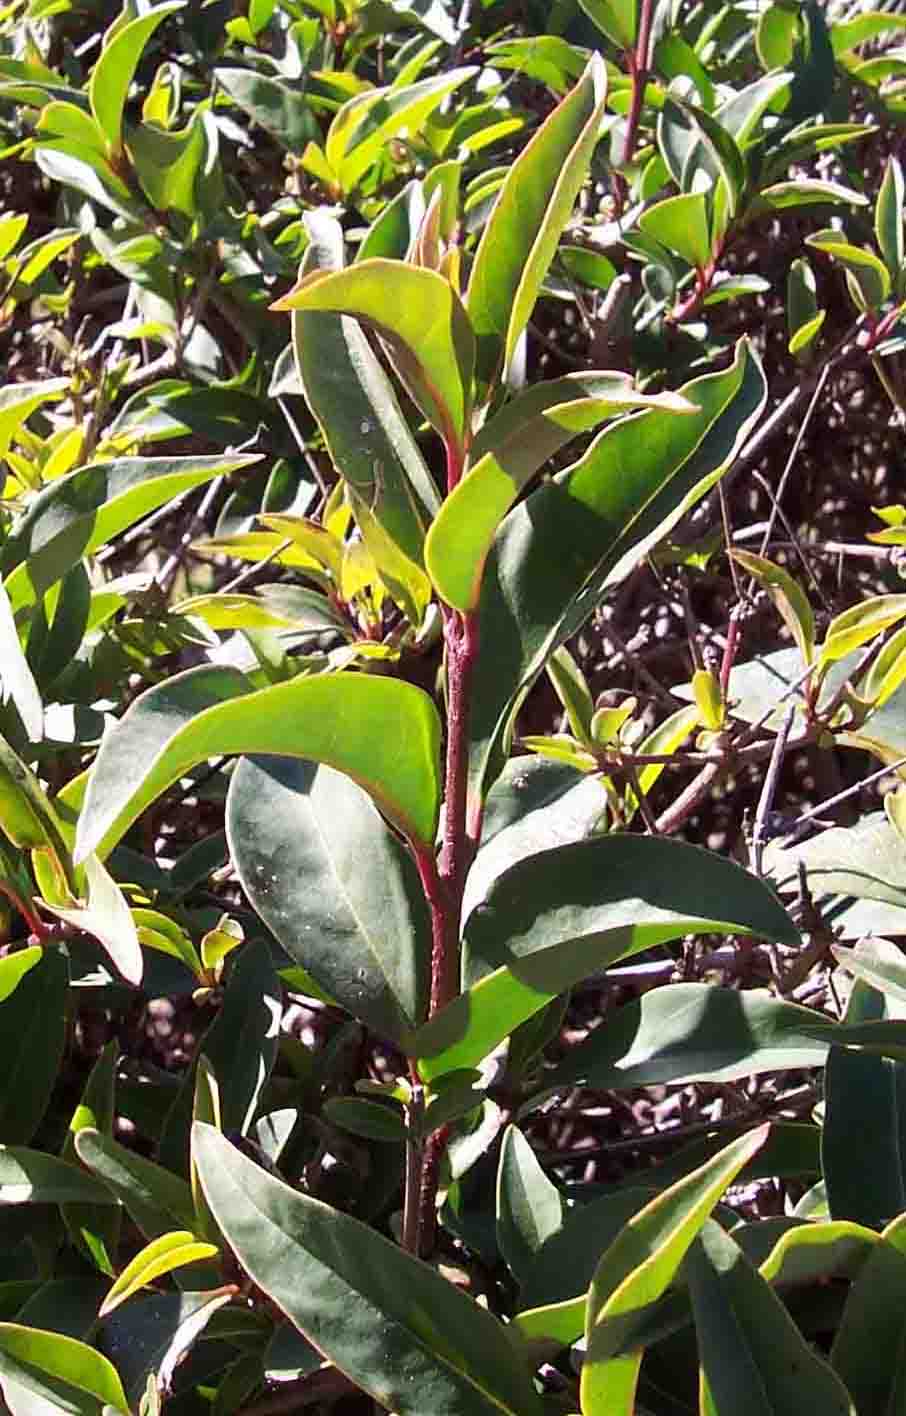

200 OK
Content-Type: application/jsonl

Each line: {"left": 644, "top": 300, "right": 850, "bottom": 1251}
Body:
{"left": 731, "top": 551, "right": 815, "bottom": 665}
{"left": 467, "top": 54, "right": 607, "bottom": 384}
{"left": 273, "top": 260, "right": 474, "bottom": 456}
{"left": 876, "top": 155, "right": 905, "bottom": 288}
{"left": 194, "top": 1124, "right": 543, "bottom": 1416}
{"left": 580, "top": 1127, "right": 769, "bottom": 1416}
{"left": 99, "top": 1231, "right": 219, "bottom": 1318}
{"left": 0, "top": 582, "right": 41, "bottom": 742}
{"left": 89, "top": 2, "right": 183, "bottom": 157}
{"left": 2, "top": 454, "right": 261, "bottom": 613}
{"left": 74, "top": 665, "right": 442, "bottom": 863}
{"left": 689, "top": 1219, "right": 855, "bottom": 1416}
{"left": 0, "top": 1324, "right": 129, "bottom": 1414}
{"left": 496, "top": 1126, "right": 565, "bottom": 1282}
{"left": 415, "top": 836, "right": 800, "bottom": 1080}
{"left": 467, "top": 338, "right": 767, "bottom": 817}
{"left": 425, "top": 378, "right": 695, "bottom": 612}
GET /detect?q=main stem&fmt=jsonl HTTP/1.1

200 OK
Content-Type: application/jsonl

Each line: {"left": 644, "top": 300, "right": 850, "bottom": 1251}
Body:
{"left": 404, "top": 437, "right": 483, "bottom": 1255}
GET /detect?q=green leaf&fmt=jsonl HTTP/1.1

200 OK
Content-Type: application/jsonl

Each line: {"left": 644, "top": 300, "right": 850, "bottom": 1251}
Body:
{"left": 806, "top": 231, "right": 891, "bottom": 310}
{"left": 348, "top": 488, "right": 433, "bottom": 626}
{"left": 89, "top": 2, "right": 183, "bottom": 156}
{"left": 639, "top": 192, "right": 712, "bottom": 270}
{"left": 547, "top": 646, "right": 596, "bottom": 744}
{"left": 764, "top": 813, "right": 906, "bottom": 915}
{"left": 0, "top": 948, "right": 40, "bottom": 1005}
{"left": 819, "top": 594, "right": 906, "bottom": 665}
{"left": 61, "top": 1040, "right": 120, "bottom": 1276}
{"left": 99, "top": 1231, "right": 219, "bottom": 1317}
{"left": 823, "top": 977, "right": 906, "bottom": 1229}
{"left": 327, "top": 69, "right": 476, "bottom": 195}
{"left": 74, "top": 665, "right": 441, "bottom": 862}
{"left": 33, "top": 144, "right": 144, "bottom": 223}
{"left": 878, "top": 157, "right": 906, "bottom": 290}
{"left": 833, "top": 935, "right": 906, "bottom": 1006}
{"left": 578, "top": 0, "right": 637, "bottom": 47}
{"left": 832, "top": 12, "right": 906, "bottom": 54}
{"left": 466, "top": 54, "right": 607, "bottom": 384}
{"left": 273, "top": 259, "right": 474, "bottom": 453}
{"left": 2, "top": 455, "right": 260, "bottom": 614}
{"left": 0, "top": 948, "right": 67, "bottom": 1144}
{"left": 731, "top": 551, "right": 815, "bottom": 664}
{"left": 194, "top": 1123, "right": 543, "bottom": 1415}
{"left": 0, "top": 1324, "right": 129, "bottom": 1413}
{"left": 689, "top": 1220, "right": 855, "bottom": 1416}
{"left": 831, "top": 1210, "right": 906, "bottom": 1411}
{"left": 425, "top": 377, "right": 695, "bottom": 612}
{"left": 322, "top": 1097, "right": 406, "bottom": 1143}
{"left": 227, "top": 757, "right": 430, "bottom": 1046}
{"left": 0, "top": 583, "right": 41, "bottom": 742}
{"left": 74, "top": 1129, "right": 196, "bottom": 1239}
{"left": 157, "top": 938, "right": 281, "bottom": 1174}
{"left": 787, "top": 257, "right": 823, "bottom": 359}
{"left": 0, "top": 379, "right": 69, "bottom": 459}
{"left": 0, "top": 1148, "right": 119, "bottom": 1207}
{"left": 550, "top": 984, "right": 828, "bottom": 1090}
{"left": 496, "top": 1126, "right": 565, "bottom": 1282}
{"left": 214, "top": 67, "right": 317, "bottom": 152}
{"left": 416, "top": 837, "right": 799, "bottom": 1080}
{"left": 45, "top": 854, "right": 142, "bottom": 986}
{"left": 762, "top": 179, "right": 869, "bottom": 210}
{"left": 467, "top": 338, "right": 766, "bottom": 814}
{"left": 127, "top": 114, "right": 206, "bottom": 219}
{"left": 134, "top": 910, "right": 201, "bottom": 979}
{"left": 581, "top": 1128, "right": 768, "bottom": 1414}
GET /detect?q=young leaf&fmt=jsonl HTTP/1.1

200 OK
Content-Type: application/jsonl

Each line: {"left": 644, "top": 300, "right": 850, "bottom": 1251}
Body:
{"left": 44, "top": 854, "right": 143, "bottom": 986}
{"left": 547, "top": 646, "right": 596, "bottom": 744}
{"left": 193, "top": 1124, "right": 543, "bottom": 1415}
{"left": 0, "top": 1324, "right": 129, "bottom": 1413}
{"left": 581, "top": 1128, "right": 768, "bottom": 1414}
{"left": 99, "top": 1231, "right": 219, "bottom": 1317}
{"left": 0, "top": 379, "right": 69, "bottom": 459}
{"left": 88, "top": 2, "right": 183, "bottom": 157}
{"left": 466, "top": 54, "right": 607, "bottom": 384}
{"left": 876, "top": 156, "right": 905, "bottom": 286}
{"left": 425, "top": 379, "right": 695, "bottom": 612}
{"left": 74, "top": 666, "right": 442, "bottom": 862}
{"left": 787, "top": 257, "right": 824, "bottom": 359}
{"left": 467, "top": 339, "right": 766, "bottom": 814}
{"left": 2, "top": 455, "right": 260, "bottom": 614}
{"left": 689, "top": 1220, "right": 855, "bottom": 1416}
{"left": 819, "top": 594, "right": 906, "bottom": 665}
{"left": 731, "top": 551, "right": 815, "bottom": 664}
{"left": 806, "top": 231, "right": 891, "bottom": 310}
{"left": 273, "top": 261, "right": 474, "bottom": 454}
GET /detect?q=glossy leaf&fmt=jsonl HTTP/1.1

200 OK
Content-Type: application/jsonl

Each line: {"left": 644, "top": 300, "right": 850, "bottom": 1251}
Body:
{"left": 425, "top": 378, "right": 695, "bottom": 611}
{"left": 273, "top": 259, "right": 474, "bottom": 451}
{"left": 0, "top": 379, "right": 69, "bottom": 459}
{"left": 75, "top": 665, "right": 442, "bottom": 862}
{"left": 0, "top": 948, "right": 67, "bottom": 1145}
{"left": 762, "top": 179, "right": 869, "bottom": 210}
{"left": 194, "top": 1124, "right": 543, "bottom": 1415}
{"left": 806, "top": 231, "right": 891, "bottom": 310}
{"left": 732, "top": 551, "right": 815, "bottom": 664}
{"left": 45, "top": 854, "right": 142, "bottom": 986}
{"left": 467, "top": 338, "right": 766, "bottom": 813}
{"left": 639, "top": 192, "right": 711, "bottom": 270}
{"left": 89, "top": 3, "right": 182, "bottom": 156}
{"left": 0, "top": 948, "right": 40, "bottom": 1005}
{"left": 228, "top": 757, "right": 429, "bottom": 1045}
{"left": 581, "top": 1128, "right": 768, "bottom": 1414}
{"left": 831, "top": 1210, "right": 906, "bottom": 1411}
{"left": 496, "top": 1126, "right": 565, "bottom": 1282}
{"left": 215, "top": 66, "right": 316, "bottom": 152}
{"left": 2, "top": 455, "right": 259, "bottom": 614}
{"left": 823, "top": 977, "right": 906, "bottom": 1229}
{"left": 466, "top": 55, "right": 607, "bottom": 383}
{"left": 0, "top": 1148, "right": 118, "bottom": 1207}
{"left": 417, "top": 837, "right": 799, "bottom": 1079}
{"left": 99, "top": 1231, "right": 219, "bottom": 1317}
{"left": 75, "top": 1129, "right": 196, "bottom": 1239}
{"left": 157, "top": 938, "right": 280, "bottom": 1173}
{"left": 689, "top": 1220, "right": 855, "bottom": 1416}
{"left": 819, "top": 594, "right": 906, "bottom": 665}
{"left": 550, "top": 984, "right": 828, "bottom": 1090}
{"left": 327, "top": 70, "right": 476, "bottom": 194}
{"left": 0, "top": 1324, "right": 129, "bottom": 1413}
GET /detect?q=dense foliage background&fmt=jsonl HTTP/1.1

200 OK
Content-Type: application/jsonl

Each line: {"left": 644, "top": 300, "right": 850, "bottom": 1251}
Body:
{"left": 6, "top": 0, "right": 906, "bottom": 1413}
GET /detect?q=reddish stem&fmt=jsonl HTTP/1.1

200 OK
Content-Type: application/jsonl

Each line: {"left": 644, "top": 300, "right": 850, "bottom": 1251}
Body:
{"left": 620, "top": 0, "right": 656, "bottom": 174}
